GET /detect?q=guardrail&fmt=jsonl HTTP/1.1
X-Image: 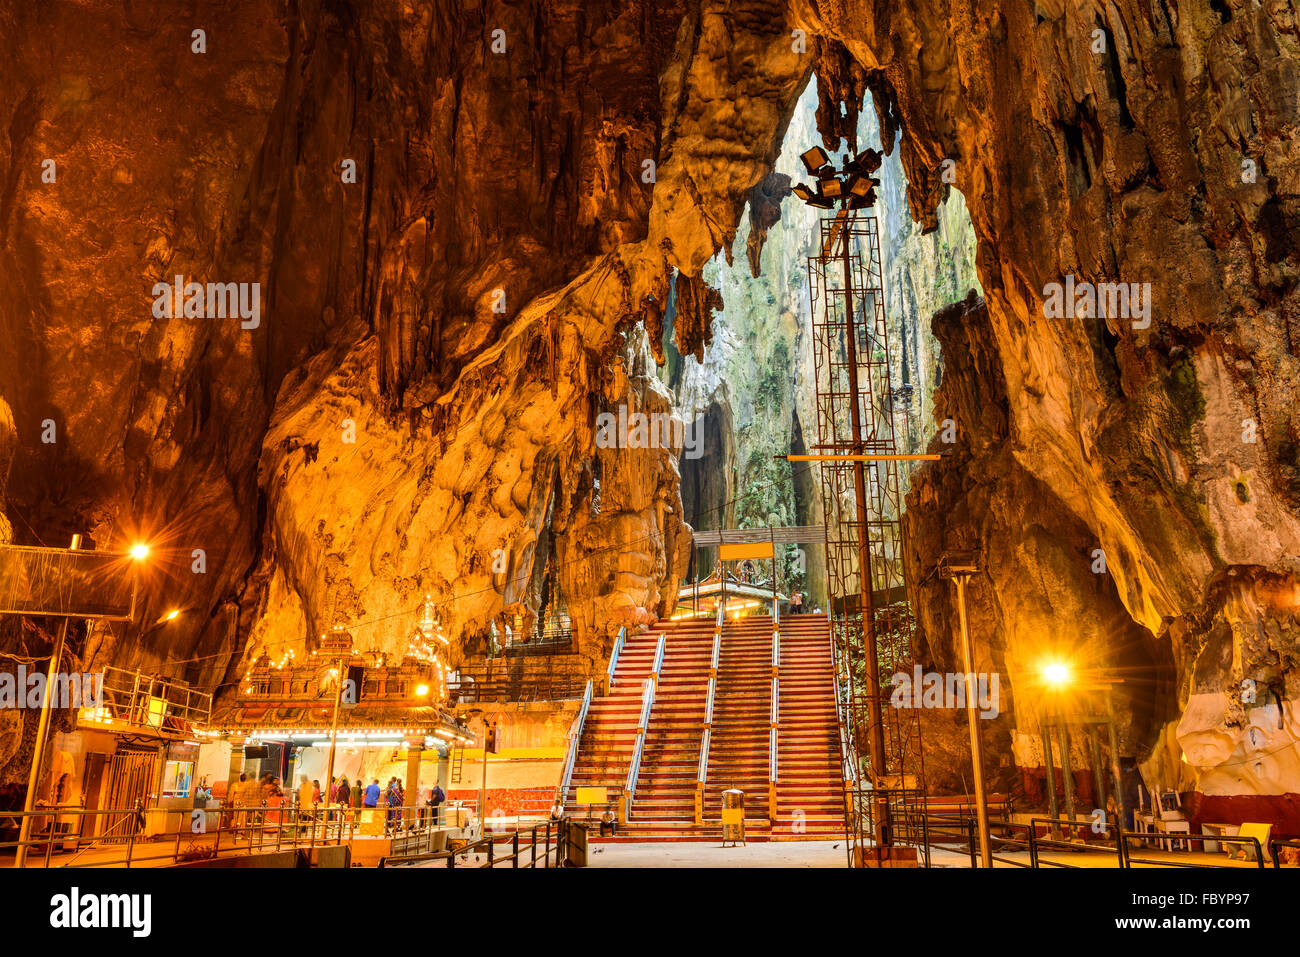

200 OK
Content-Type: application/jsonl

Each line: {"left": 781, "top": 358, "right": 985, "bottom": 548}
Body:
{"left": 767, "top": 621, "right": 780, "bottom": 819}
{"left": 381, "top": 820, "right": 569, "bottom": 868}
{"left": 0, "top": 800, "right": 415, "bottom": 868}
{"left": 1119, "top": 829, "right": 1267, "bottom": 868}
{"left": 829, "top": 629, "right": 856, "bottom": 785}
{"left": 556, "top": 679, "right": 594, "bottom": 810}
{"left": 624, "top": 677, "right": 656, "bottom": 817}
{"left": 1272, "top": 838, "right": 1300, "bottom": 867}
{"left": 606, "top": 626, "right": 626, "bottom": 691}
{"left": 695, "top": 622, "right": 723, "bottom": 822}
{"left": 893, "top": 809, "right": 979, "bottom": 869}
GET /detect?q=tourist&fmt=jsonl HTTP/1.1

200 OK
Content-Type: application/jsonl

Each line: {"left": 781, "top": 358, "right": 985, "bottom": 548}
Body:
{"left": 335, "top": 776, "right": 351, "bottom": 805}
{"left": 297, "top": 775, "right": 314, "bottom": 823}
{"left": 352, "top": 779, "right": 364, "bottom": 809}
{"left": 386, "top": 778, "right": 405, "bottom": 830}
{"left": 364, "top": 778, "right": 380, "bottom": 808}
{"left": 790, "top": 590, "right": 803, "bottom": 614}
{"left": 312, "top": 779, "right": 323, "bottom": 805}
{"left": 428, "top": 781, "right": 446, "bottom": 825}
{"left": 599, "top": 806, "right": 617, "bottom": 837}
{"left": 549, "top": 800, "right": 564, "bottom": 822}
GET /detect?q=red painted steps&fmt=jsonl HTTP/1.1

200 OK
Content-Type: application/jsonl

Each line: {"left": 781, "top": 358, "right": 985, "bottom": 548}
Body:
{"left": 772, "top": 615, "right": 847, "bottom": 838}
{"left": 569, "top": 613, "right": 846, "bottom": 842}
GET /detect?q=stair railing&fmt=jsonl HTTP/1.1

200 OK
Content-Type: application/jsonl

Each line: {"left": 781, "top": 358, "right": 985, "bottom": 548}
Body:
{"left": 624, "top": 676, "right": 656, "bottom": 818}
{"left": 650, "top": 632, "right": 666, "bottom": 683}
{"left": 556, "top": 679, "right": 593, "bottom": 810}
{"left": 830, "top": 627, "right": 857, "bottom": 786}
{"left": 605, "top": 625, "right": 626, "bottom": 692}
{"left": 769, "top": 626, "right": 780, "bottom": 821}
{"left": 696, "top": 623, "right": 722, "bottom": 823}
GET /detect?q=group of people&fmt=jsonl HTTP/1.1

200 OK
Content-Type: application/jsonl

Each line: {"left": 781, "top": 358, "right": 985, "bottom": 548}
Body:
{"left": 225, "top": 771, "right": 450, "bottom": 833}
{"left": 320, "top": 775, "right": 449, "bottom": 829}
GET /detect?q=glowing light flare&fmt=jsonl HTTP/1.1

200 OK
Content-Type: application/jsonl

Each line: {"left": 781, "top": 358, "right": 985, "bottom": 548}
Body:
{"left": 1042, "top": 662, "right": 1072, "bottom": 688}
{"left": 130, "top": 543, "right": 150, "bottom": 561}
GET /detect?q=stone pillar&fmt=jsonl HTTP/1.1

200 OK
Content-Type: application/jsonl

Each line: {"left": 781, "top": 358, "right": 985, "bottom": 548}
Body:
{"left": 404, "top": 738, "right": 423, "bottom": 825}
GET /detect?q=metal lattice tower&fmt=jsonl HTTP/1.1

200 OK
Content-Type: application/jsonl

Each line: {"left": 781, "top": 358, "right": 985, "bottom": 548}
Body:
{"left": 807, "top": 209, "right": 926, "bottom": 865}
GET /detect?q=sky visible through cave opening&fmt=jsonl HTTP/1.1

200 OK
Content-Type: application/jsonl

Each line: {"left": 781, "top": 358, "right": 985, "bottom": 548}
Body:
{"left": 660, "top": 77, "right": 981, "bottom": 600}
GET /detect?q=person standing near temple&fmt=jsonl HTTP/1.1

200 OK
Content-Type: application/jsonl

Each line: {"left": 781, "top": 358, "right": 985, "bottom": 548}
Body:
{"left": 428, "top": 781, "right": 446, "bottom": 825}
{"left": 385, "top": 777, "right": 405, "bottom": 831}
{"left": 297, "top": 775, "right": 314, "bottom": 822}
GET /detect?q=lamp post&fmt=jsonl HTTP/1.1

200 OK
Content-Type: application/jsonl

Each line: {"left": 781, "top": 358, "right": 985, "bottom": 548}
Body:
{"left": 320, "top": 624, "right": 354, "bottom": 822}
{"left": 937, "top": 551, "right": 991, "bottom": 868}
{"left": 1042, "top": 662, "right": 1075, "bottom": 840}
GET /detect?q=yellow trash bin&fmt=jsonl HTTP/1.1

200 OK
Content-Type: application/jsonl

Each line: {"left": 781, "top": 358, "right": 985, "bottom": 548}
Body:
{"left": 721, "top": 788, "right": 745, "bottom": 846}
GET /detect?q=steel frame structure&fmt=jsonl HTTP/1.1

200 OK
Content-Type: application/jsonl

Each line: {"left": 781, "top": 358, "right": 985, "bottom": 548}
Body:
{"left": 807, "top": 210, "right": 926, "bottom": 866}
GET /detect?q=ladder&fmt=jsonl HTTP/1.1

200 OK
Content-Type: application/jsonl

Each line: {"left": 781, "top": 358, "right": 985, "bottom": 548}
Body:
{"left": 450, "top": 747, "right": 465, "bottom": 786}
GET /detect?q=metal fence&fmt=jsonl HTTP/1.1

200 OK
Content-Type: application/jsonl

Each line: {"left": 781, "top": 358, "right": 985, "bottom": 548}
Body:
{"left": 0, "top": 800, "right": 463, "bottom": 868}
{"left": 380, "top": 820, "right": 570, "bottom": 868}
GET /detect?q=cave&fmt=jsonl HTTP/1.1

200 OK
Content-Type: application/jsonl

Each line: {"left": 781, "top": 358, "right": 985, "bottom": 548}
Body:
{"left": 2, "top": 0, "right": 1299, "bottom": 880}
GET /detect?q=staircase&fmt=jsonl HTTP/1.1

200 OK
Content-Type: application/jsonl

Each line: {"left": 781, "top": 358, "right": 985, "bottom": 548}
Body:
{"left": 703, "top": 616, "right": 774, "bottom": 839}
{"left": 562, "top": 629, "right": 658, "bottom": 815}
{"left": 772, "top": 614, "right": 848, "bottom": 837}
{"left": 617, "top": 619, "right": 714, "bottom": 839}
{"left": 564, "top": 613, "right": 846, "bottom": 842}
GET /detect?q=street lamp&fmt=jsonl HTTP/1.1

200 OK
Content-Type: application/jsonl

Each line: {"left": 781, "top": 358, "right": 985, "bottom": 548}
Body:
{"left": 136, "top": 607, "right": 185, "bottom": 644}
{"left": 937, "top": 550, "right": 991, "bottom": 868}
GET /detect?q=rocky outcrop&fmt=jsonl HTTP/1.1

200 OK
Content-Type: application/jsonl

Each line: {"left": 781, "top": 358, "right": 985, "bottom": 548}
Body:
{"left": 1, "top": 0, "right": 1297, "bottom": 818}
{"left": 817, "top": 1, "right": 1300, "bottom": 809}
{"left": 0, "top": 0, "right": 811, "bottom": 725}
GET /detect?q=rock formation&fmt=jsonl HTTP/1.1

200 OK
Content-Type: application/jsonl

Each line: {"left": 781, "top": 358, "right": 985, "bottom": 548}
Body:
{"left": 0, "top": 0, "right": 1296, "bottom": 825}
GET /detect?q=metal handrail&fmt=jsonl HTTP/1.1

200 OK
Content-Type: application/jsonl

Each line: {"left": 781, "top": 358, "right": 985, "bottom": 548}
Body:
{"left": 829, "top": 628, "right": 856, "bottom": 784}
{"left": 606, "top": 626, "right": 626, "bottom": 689}
{"left": 381, "top": 820, "right": 568, "bottom": 869}
{"left": 0, "top": 799, "right": 376, "bottom": 868}
{"left": 651, "top": 632, "right": 666, "bottom": 677}
{"left": 1119, "top": 829, "right": 1267, "bottom": 869}
{"left": 624, "top": 678, "right": 656, "bottom": 816}
{"left": 556, "top": 679, "right": 593, "bottom": 809}
{"left": 697, "top": 729, "right": 711, "bottom": 785}
{"left": 768, "top": 723, "right": 778, "bottom": 784}
{"left": 698, "top": 624, "right": 721, "bottom": 787}
{"left": 769, "top": 619, "right": 780, "bottom": 782}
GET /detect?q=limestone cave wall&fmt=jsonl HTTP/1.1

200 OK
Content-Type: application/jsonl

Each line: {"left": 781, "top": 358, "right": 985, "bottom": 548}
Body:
{"left": 0, "top": 0, "right": 1297, "bottom": 818}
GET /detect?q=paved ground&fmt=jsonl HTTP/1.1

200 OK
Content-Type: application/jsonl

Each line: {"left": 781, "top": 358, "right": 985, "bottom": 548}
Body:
{"left": 586, "top": 839, "right": 851, "bottom": 867}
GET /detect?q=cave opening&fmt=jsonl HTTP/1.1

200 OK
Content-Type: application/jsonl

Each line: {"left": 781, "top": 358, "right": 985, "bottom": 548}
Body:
{"left": 659, "top": 76, "right": 980, "bottom": 609}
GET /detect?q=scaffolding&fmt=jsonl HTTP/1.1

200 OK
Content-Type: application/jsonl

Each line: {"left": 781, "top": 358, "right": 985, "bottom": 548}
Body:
{"left": 807, "top": 210, "right": 926, "bottom": 866}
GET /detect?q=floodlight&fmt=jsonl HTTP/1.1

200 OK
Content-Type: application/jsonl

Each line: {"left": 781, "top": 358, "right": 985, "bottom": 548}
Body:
{"left": 800, "top": 146, "right": 830, "bottom": 174}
